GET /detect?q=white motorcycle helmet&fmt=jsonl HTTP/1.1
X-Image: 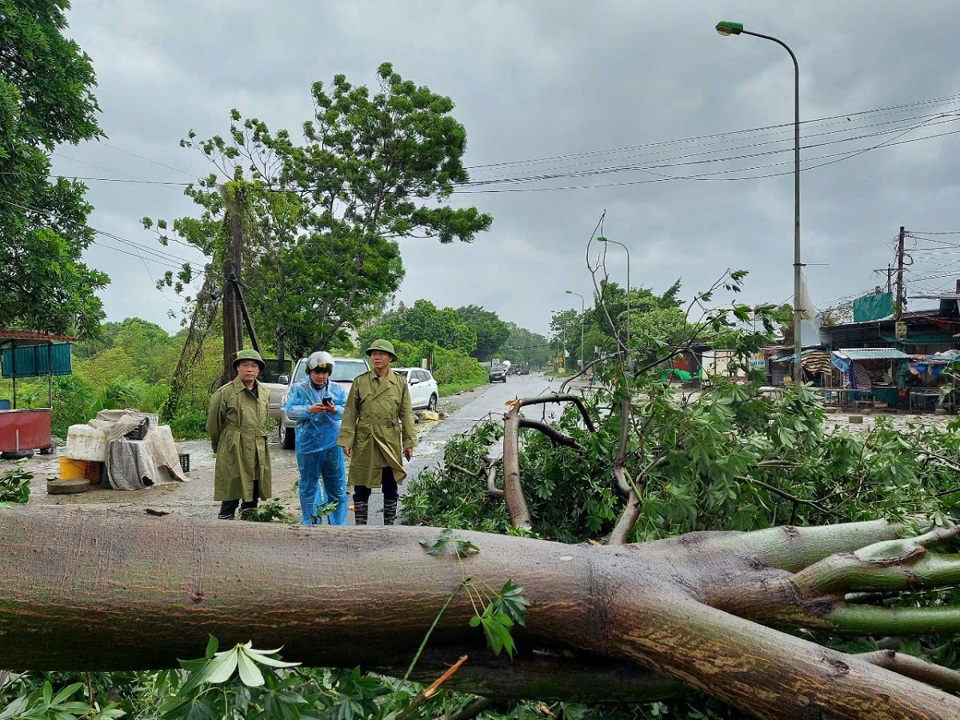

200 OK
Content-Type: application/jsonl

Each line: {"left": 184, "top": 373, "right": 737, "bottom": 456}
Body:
{"left": 306, "top": 351, "right": 335, "bottom": 373}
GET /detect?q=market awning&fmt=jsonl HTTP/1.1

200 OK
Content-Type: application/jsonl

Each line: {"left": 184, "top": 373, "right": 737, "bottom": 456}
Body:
{"left": 771, "top": 349, "right": 822, "bottom": 363}
{"left": 832, "top": 348, "right": 912, "bottom": 361}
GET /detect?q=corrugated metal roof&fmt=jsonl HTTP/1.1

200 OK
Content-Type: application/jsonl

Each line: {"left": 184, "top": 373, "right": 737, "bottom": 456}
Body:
{"left": 0, "top": 329, "right": 77, "bottom": 343}
{"left": 833, "top": 348, "right": 911, "bottom": 361}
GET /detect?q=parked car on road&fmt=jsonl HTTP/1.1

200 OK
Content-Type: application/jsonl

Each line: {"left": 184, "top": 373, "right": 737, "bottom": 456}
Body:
{"left": 393, "top": 367, "right": 439, "bottom": 412}
{"left": 277, "top": 356, "right": 369, "bottom": 449}
{"left": 489, "top": 363, "right": 507, "bottom": 383}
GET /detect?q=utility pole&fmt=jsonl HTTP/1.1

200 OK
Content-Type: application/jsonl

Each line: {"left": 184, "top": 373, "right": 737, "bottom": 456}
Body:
{"left": 895, "top": 226, "right": 906, "bottom": 320}
{"left": 221, "top": 184, "right": 245, "bottom": 386}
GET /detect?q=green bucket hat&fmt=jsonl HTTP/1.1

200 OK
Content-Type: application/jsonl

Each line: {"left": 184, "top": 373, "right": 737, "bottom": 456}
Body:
{"left": 233, "top": 348, "right": 265, "bottom": 371}
{"left": 365, "top": 339, "right": 397, "bottom": 361}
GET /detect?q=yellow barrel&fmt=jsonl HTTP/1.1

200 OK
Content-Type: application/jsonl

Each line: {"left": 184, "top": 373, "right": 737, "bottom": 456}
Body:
{"left": 59, "top": 457, "right": 87, "bottom": 480}
{"left": 60, "top": 458, "right": 102, "bottom": 483}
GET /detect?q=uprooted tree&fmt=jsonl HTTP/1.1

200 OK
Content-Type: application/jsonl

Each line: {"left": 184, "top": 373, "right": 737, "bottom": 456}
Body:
{"left": 6, "top": 278, "right": 960, "bottom": 719}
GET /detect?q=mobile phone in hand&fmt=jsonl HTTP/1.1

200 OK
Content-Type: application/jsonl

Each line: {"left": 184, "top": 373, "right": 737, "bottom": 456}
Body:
{"left": 403, "top": 449, "right": 412, "bottom": 461}
{"left": 323, "top": 397, "right": 334, "bottom": 407}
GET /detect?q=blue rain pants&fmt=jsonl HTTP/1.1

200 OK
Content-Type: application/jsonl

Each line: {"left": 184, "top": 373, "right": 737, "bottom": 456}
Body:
{"left": 297, "top": 446, "right": 348, "bottom": 525}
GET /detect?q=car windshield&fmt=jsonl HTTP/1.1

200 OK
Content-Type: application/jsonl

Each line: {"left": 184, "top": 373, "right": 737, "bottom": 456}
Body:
{"left": 491, "top": 364, "right": 506, "bottom": 372}
{"left": 293, "top": 359, "right": 368, "bottom": 384}
{"left": 394, "top": 370, "right": 408, "bottom": 378}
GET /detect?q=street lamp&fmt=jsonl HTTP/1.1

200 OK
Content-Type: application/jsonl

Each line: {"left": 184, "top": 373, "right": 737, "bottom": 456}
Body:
{"left": 597, "top": 237, "right": 630, "bottom": 357}
{"left": 716, "top": 20, "right": 803, "bottom": 384}
{"left": 565, "top": 290, "right": 585, "bottom": 370}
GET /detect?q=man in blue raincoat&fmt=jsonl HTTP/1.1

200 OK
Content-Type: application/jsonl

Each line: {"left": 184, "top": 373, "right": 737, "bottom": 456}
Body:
{"left": 284, "top": 351, "right": 348, "bottom": 525}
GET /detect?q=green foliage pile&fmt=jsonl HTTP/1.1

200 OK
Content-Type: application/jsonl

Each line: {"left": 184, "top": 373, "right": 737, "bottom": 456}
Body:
{"left": 399, "top": 294, "right": 960, "bottom": 717}
{"left": 0, "top": 463, "right": 31, "bottom": 505}
{"left": 404, "top": 378, "right": 960, "bottom": 543}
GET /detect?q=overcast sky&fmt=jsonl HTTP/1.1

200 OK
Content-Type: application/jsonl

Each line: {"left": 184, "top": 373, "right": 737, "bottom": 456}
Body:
{"left": 53, "top": 1, "right": 960, "bottom": 339}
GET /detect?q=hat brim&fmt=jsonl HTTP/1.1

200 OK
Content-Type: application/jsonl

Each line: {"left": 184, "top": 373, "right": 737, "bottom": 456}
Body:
{"left": 365, "top": 348, "right": 397, "bottom": 361}
{"left": 233, "top": 358, "right": 265, "bottom": 371}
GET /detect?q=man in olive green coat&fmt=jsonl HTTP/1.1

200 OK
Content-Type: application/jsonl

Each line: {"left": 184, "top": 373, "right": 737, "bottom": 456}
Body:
{"left": 337, "top": 339, "right": 417, "bottom": 525}
{"left": 207, "top": 349, "right": 273, "bottom": 519}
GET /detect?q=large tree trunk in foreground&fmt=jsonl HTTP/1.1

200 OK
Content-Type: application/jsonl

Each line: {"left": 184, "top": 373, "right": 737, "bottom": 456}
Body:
{"left": 3, "top": 506, "right": 960, "bottom": 719}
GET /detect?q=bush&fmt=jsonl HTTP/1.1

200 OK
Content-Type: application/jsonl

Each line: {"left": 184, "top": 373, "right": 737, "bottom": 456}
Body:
{"left": 166, "top": 410, "right": 208, "bottom": 440}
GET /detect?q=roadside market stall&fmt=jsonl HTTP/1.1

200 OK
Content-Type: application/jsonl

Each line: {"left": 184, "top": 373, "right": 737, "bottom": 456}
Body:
{"left": 0, "top": 330, "right": 75, "bottom": 458}
{"left": 829, "top": 348, "right": 912, "bottom": 410}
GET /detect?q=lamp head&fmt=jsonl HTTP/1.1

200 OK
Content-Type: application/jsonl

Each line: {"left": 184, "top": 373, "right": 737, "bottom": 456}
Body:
{"left": 716, "top": 21, "right": 744, "bottom": 36}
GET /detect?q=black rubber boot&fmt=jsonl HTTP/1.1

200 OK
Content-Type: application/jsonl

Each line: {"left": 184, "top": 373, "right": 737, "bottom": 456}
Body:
{"left": 383, "top": 499, "right": 398, "bottom": 526}
{"left": 354, "top": 501, "right": 368, "bottom": 525}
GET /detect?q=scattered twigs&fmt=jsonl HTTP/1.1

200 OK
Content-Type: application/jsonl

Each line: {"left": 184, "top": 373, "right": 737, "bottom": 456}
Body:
{"left": 449, "top": 464, "right": 483, "bottom": 479}
{"left": 918, "top": 448, "right": 960, "bottom": 474}
{"left": 484, "top": 457, "right": 503, "bottom": 498}
{"left": 518, "top": 418, "right": 582, "bottom": 450}
{"left": 397, "top": 655, "right": 469, "bottom": 720}
{"left": 559, "top": 357, "right": 604, "bottom": 394}
{"left": 735, "top": 475, "right": 831, "bottom": 515}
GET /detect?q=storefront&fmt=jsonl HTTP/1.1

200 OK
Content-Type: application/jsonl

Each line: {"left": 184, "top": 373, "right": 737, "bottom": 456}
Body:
{"left": 0, "top": 330, "right": 75, "bottom": 457}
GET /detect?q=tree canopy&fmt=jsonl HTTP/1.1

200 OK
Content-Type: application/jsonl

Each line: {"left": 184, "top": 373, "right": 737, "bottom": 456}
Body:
{"left": 456, "top": 305, "right": 511, "bottom": 362}
{"left": 147, "top": 63, "right": 492, "bottom": 359}
{"left": 361, "top": 299, "right": 477, "bottom": 354}
{"left": 0, "top": 0, "right": 108, "bottom": 338}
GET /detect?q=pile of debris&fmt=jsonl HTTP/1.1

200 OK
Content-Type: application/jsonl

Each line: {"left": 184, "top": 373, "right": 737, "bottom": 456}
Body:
{"left": 47, "top": 410, "right": 189, "bottom": 495}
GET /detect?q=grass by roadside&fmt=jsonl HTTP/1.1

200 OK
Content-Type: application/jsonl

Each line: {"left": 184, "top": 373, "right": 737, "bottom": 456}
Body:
{"left": 439, "top": 380, "right": 487, "bottom": 396}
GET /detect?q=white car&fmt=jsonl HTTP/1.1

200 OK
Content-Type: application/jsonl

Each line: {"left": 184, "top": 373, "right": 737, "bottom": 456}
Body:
{"left": 277, "top": 356, "right": 369, "bottom": 449}
{"left": 392, "top": 368, "right": 439, "bottom": 412}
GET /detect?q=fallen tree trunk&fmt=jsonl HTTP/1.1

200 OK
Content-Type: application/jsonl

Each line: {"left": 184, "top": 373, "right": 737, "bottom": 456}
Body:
{"left": 3, "top": 506, "right": 960, "bottom": 719}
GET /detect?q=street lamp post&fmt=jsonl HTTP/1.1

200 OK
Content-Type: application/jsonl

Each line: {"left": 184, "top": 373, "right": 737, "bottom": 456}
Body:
{"left": 597, "top": 237, "right": 630, "bottom": 358}
{"left": 716, "top": 21, "right": 803, "bottom": 384}
{"left": 565, "top": 290, "right": 585, "bottom": 370}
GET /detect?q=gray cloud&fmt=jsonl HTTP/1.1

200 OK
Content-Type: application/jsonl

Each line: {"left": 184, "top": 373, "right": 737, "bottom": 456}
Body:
{"left": 53, "top": 1, "right": 960, "bottom": 338}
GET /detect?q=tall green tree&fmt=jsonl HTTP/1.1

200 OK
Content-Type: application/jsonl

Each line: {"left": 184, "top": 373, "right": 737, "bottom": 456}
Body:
{"left": 499, "top": 322, "right": 551, "bottom": 368}
{"left": 360, "top": 299, "right": 476, "bottom": 352}
{"left": 456, "top": 305, "right": 510, "bottom": 362}
{"left": 148, "top": 63, "right": 492, "bottom": 360}
{"left": 0, "top": 0, "right": 107, "bottom": 337}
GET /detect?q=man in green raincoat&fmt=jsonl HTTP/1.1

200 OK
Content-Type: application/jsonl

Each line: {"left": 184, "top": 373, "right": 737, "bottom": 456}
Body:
{"left": 207, "top": 348, "right": 273, "bottom": 519}
{"left": 337, "top": 339, "right": 417, "bottom": 525}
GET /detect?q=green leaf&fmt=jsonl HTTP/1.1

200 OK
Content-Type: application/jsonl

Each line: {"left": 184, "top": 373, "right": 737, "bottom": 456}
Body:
{"left": 205, "top": 646, "right": 241, "bottom": 684}
{"left": 236, "top": 647, "right": 266, "bottom": 687}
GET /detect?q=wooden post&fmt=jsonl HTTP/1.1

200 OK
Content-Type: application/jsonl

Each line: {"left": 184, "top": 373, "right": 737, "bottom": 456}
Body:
{"left": 221, "top": 184, "right": 244, "bottom": 385}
